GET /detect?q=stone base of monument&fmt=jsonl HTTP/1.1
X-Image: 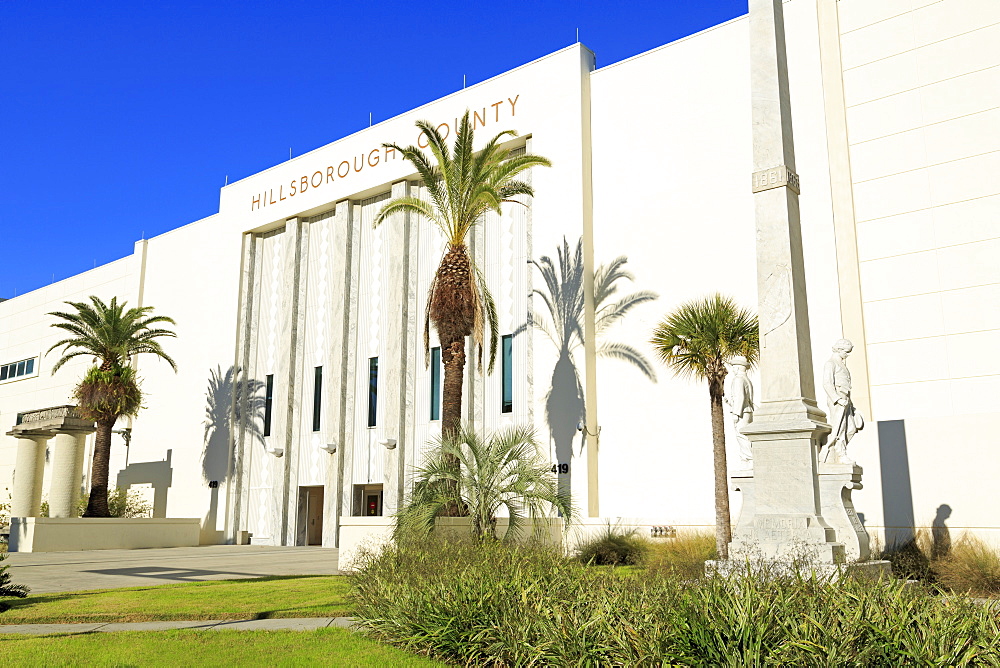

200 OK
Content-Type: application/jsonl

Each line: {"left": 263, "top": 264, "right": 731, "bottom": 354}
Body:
{"left": 705, "top": 557, "right": 892, "bottom": 580}
{"left": 729, "top": 463, "right": 873, "bottom": 562}
{"left": 707, "top": 461, "right": 892, "bottom": 579}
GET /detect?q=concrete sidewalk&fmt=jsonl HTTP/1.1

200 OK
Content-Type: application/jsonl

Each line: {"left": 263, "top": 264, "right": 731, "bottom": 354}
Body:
{"left": 0, "top": 617, "right": 358, "bottom": 635}
{"left": 4, "top": 545, "right": 339, "bottom": 593}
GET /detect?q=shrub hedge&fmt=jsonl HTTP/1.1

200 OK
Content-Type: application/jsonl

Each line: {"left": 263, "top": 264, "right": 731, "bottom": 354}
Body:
{"left": 350, "top": 538, "right": 1000, "bottom": 666}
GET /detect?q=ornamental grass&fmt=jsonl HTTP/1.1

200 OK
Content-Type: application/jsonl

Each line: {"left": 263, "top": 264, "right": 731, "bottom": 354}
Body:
{"left": 350, "top": 537, "right": 1000, "bottom": 666}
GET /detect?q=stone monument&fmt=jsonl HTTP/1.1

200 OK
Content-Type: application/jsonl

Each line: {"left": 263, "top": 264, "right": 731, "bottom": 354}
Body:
{"left": 724, "top": 356, "right": 754, "bottom": 468}
{"left": 713, "top": 0, "right": 887, "bottom": 575}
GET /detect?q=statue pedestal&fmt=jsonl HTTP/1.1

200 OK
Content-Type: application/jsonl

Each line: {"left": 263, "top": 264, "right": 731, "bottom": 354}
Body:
{"left": 717, "top": 461, "right": 890, "bottom": 576}
{"left": 817, "top": 462, "right": 870, "bottom": 561}
{"left": 727, "top": 419, "right": 846, "bottom": 564}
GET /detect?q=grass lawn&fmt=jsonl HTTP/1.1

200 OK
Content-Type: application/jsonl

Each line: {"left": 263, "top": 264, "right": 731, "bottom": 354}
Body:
{"left": 0, "top": 576, "right": 351, "bottom": 624}
{"left": 0, "top": 628, "right": 446, "bottom": 667}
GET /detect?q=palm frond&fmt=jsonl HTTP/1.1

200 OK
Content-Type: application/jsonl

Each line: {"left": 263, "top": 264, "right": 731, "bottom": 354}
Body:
{"left": 650, "top": 293, "right": 759, "bottom": 384}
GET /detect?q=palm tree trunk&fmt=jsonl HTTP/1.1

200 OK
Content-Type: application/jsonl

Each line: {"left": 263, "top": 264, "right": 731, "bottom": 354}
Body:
{"left": 84, "top": 416, "right": 116, "bottom": 517}
{"left": 709, "top": 385, "right": 731, "bottom": 559}
{"left": 440, "top": 337, "right": 466, "bottom": 440}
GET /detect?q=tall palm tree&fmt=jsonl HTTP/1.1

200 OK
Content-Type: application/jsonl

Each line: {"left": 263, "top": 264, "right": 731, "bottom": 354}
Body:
{"left": 374, "top": 111, "right": 551, "bottom": 440}
{"left": 395, "top": 425, "right": 575, "bottom": 542}
{"left": 650, "top": 293, "right": 758, "bottom": 559}
{"left": 48, "top": 296, "right": 176, "bottom": 517}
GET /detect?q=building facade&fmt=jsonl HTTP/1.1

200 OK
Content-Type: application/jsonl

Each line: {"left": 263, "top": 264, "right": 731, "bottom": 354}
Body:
{"left": 2, "top": 0, "right": 998, "bottom": 550}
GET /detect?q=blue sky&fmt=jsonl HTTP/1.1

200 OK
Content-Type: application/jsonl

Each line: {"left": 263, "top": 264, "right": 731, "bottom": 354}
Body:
{"left": 0, "top": 1, "right": 746, "bottom": 299}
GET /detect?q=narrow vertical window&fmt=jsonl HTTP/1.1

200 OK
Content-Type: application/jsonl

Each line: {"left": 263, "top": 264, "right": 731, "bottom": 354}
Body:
{"left": 502, "top": 334, "right": 513, "bottom": 413}
{"left": 312, "top": 366, "right": 323, "bottom": 432}
{"left": 430, "top": 347, "right": 441, "bottom": 421}
{"left": 367, "top": 357, "right": 378, "bottom": 427}
{"left": 263, "top": 374, "right": 274, "bottom": 437}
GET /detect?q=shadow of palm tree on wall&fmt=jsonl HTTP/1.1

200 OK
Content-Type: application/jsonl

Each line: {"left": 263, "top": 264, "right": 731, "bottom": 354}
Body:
{"left": 525, "top": 237, "right": 658, "bottom": 499}
{"left": 202, "top": 365, "right": 267, "bottom": 536}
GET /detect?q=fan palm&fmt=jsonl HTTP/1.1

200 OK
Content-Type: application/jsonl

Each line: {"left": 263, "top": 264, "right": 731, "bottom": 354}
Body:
{"left": 394, "top": 425, "right": 575, "bottom": 542}
{"left": 373, "top": 111, "right": 551, "bottom": 440}
{"left": 650, "top": 293, "right": 758, "bottom": 559}
{"left": 48, "top": 296, "right": 176, "bottom": 517}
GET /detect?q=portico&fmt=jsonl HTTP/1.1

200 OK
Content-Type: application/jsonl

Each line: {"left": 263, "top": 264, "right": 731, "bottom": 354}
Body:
{"left": 8, "top": 405, "right": 94, "bottom": 519}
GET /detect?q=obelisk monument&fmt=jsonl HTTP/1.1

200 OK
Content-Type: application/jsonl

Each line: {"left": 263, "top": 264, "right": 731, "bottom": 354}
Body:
{"left": 728, "top": 0, "right": 844, "bottom": 563}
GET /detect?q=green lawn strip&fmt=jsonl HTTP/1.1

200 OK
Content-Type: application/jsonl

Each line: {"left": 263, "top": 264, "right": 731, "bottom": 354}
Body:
{"left": 0, "top": 628, "right": 445, "bottom": 667}
{"left": 0, "top": 576, "right": 352, "bottom": 625}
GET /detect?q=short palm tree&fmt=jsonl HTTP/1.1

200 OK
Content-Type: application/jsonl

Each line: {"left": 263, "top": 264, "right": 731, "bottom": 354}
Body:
{"left": 650, "top": 293, "right": 758, "bottom": 559}
{"left": 48, "top": 296, "right": 176, "bottom": 517}
{"left": 373, "top": 111, "right": 551, "bottom": 439}
{"left": 395, "top": 425, "right": 575, "bottom": 542}
{"left": 0, "top": 551, "right": 28, "bottom": 610}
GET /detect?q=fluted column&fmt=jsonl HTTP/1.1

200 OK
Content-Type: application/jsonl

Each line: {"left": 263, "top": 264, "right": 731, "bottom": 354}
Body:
{"left": 11, "top": 436, "right": 48, "bottom": 518}
{"left": 48, "top": 432, "right": 88, "bottom": 518}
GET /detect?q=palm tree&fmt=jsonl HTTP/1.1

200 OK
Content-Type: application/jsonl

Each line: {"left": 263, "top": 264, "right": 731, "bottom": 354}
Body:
{"left": 394, "top": 425, "right": 575, "bottom": 542}
{"left": 650, "top": 293, "right": 758, "bottom": 559}
{"left": 48, "top": 296, "right": 176, "bottom": 517}
{"left": 373, "top": 111, "right": 551, "bottom": 440}
{"left": 0, "top": 551, "right": 28, "bottom": 611}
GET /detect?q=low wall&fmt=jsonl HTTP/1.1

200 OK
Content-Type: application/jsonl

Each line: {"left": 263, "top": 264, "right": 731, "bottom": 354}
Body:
{"left": 10, "top": 517, "right": 202, "bottom": 552}
{"left": 338, "top": 517, "right": 394, "bottom": 571}
{"left": 337, "top": 516, "right": 684, "bottom": 571}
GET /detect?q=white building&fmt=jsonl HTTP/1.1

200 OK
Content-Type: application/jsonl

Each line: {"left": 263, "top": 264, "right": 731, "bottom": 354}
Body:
{"left": 2, "top": 0, "right": 998, "bottom": 551}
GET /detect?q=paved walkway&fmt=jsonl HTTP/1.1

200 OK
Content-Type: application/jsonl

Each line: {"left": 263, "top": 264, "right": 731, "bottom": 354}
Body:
{"left": 3, "top": 545, "right": 339, "bottom": 594}
{"left": 0, "top": 617, "right": 358, "bottom": 635}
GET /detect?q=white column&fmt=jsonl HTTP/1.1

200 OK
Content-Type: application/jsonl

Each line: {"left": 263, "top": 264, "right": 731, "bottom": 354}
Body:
{"left": 11, "top": 435, "right": 48, "bottom": 518}
{"left": 49, "top": 432, "right": 87, "bottom": 518}
{"left": 72, "top": 432, "right": 88, "bottom": 513}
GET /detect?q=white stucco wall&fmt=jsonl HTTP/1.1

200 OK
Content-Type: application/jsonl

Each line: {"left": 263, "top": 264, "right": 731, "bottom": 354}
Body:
{"left": 588, "top": 1, "right": 845, "bottom": 527}
{"left": 838, "top": 0, "right": 1000, "bottom": 545}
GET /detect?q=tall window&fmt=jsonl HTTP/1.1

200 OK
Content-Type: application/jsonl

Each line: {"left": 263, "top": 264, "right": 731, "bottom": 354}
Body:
{"left": 367, "top": 357, "right": 378, "bottom": 427}
{"left": 312, "top": 366, "right": 323, "bottom": 432}
{"left": 502, "top": 335, "right": 513, "bottom": 413}
{"left": 263, "top": 374, "right": 274, "bottom": 437}
{"left": 430, "top": 347, "right": 441, "bottom": 421}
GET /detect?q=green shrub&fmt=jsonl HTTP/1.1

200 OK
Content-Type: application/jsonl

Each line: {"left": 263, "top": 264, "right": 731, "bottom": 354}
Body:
{"left": 39, "top": 488, "right": 152, "bottom": 519}
{"left": 0, "top": 487, "right": 10, "bottom": 530}
{"left": 573, "top": 524, "right": 646, "bottom": 566}
{"left": 642, "top": 531, "right": 717, "bottom": 578}
{"left": 351, "top": 538, "right": 1000, "bottom": 666}
{"left": 935, "top": 535, "right": 1000, "bottom": 598}
{"left": 0, "top": 551, "right": 29, "bottom": 611}
{"left": 872, "top": 530, "right": 935, "bottom": 583}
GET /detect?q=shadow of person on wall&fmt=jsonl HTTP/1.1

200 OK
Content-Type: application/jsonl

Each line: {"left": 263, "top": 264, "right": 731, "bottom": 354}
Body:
{"left": 932, "top": 503, "right": 953, "bottom": 560}
{"left": 524, "top": 237, "right": 658, "bottom": 502}
{"left": 202, "top": 366, "right": 266, "bottom": 538}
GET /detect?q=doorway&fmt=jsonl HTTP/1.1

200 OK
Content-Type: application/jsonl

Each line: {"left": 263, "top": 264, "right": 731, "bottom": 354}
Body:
{"left": 353, "top": 483, "right": 383, "bottom": 516}
{"left": 297, "top": 486, "right": 324, "bottom": 546}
